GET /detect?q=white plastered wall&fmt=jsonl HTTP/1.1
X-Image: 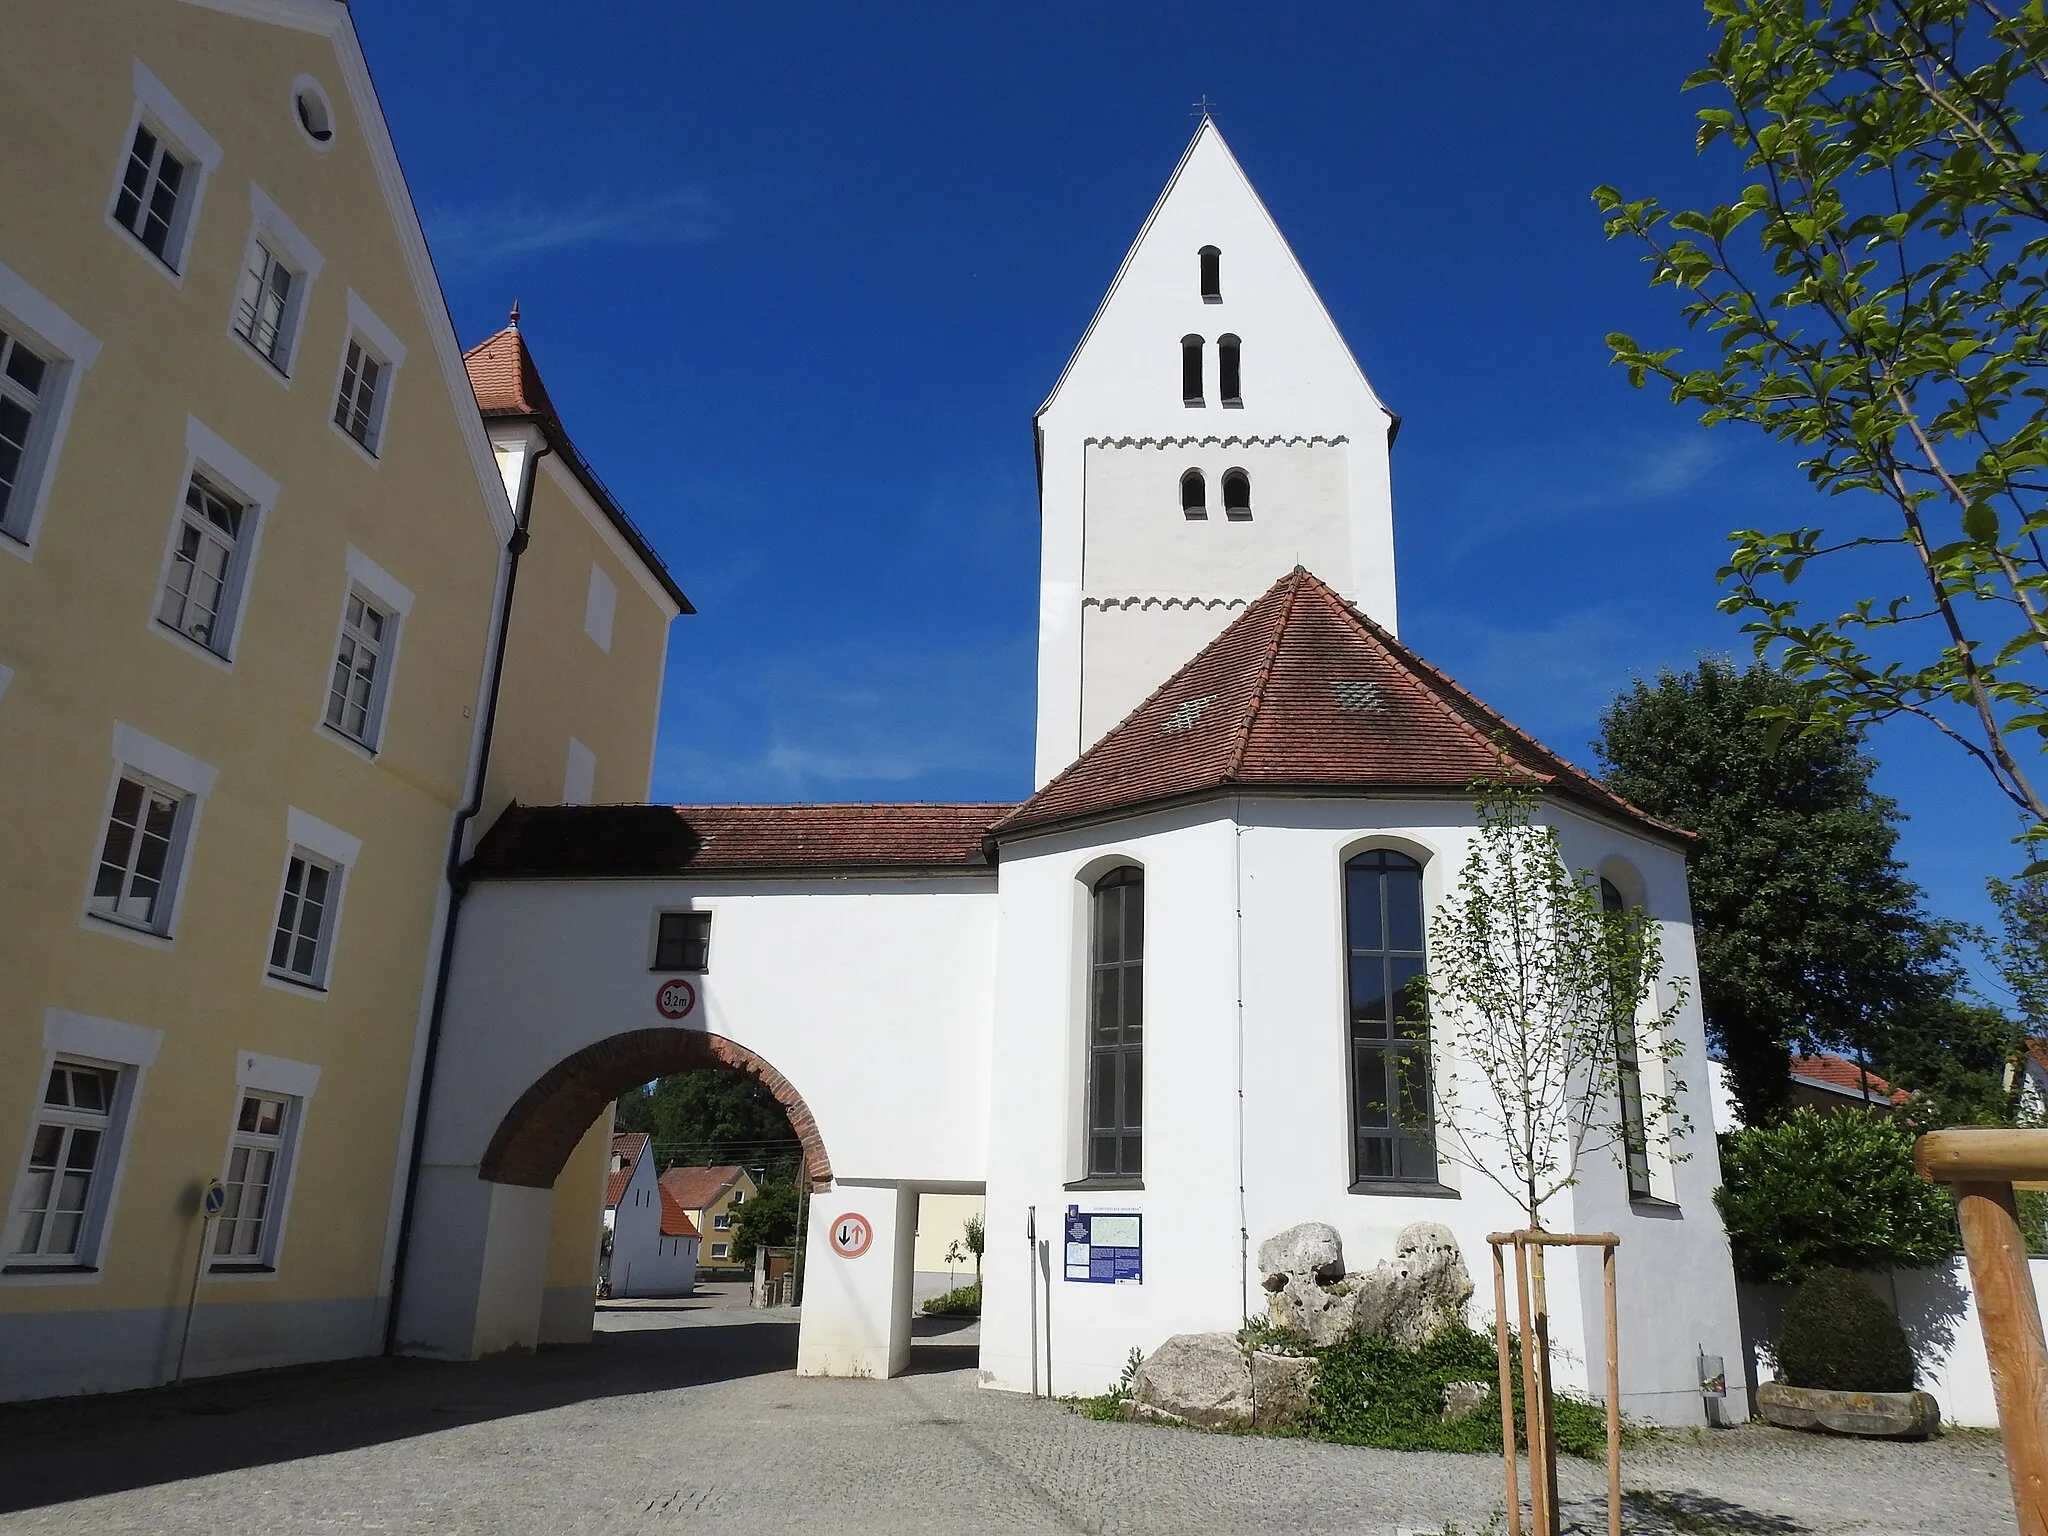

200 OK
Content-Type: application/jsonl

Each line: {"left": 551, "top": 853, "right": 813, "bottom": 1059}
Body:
{"left": 1034, "top": 121, "right": 1397, "bottom": 784}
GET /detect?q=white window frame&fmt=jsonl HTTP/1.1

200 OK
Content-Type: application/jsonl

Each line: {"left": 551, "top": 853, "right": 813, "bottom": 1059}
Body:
{"left": 320, "top": 546, "right": 413, "bottom": 756}
{"left": 228, "top": 186, "right": 324, "bottom": 382}
{"left": 329, "top": 291, "right": 406, "bottom": 463}
{"left": 3, "top": 1010, "right": 161, "bottom": 1285}
{"left": 262, "top": 808, "right": 360, "bottom": 996}
{"left": 710, "top": 1242, "right": 729, "bottom": 1261}
{"left": 105, "top": 60, "right": 222, "bottom": 282}
{"left": 584, "top": 563, "right": 618, "bottom": 652}
{"left": 151, "top": 418, "right": 279, "bottom": 668}
{"left": 563, "top": 737, "right": 596, "bottom": 805}
{"left": 82, "top": 723, "right": 217, "bottom": 947}
{"left": 207, "top": 1052, "right": 320, "bottom": 1279}
{"left": 0, "top": 260, "right": 101, "bottom": 559}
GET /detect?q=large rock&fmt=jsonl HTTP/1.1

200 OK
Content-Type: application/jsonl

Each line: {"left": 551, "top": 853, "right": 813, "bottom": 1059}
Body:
{"left": 1755, "top": 1381, "right": 1940, "bottom": 1440}
{"left": 1257, "top": 1223, "right": 1346, "bottom": 1287}
{"left": 1264, "top": 1221, "right": 1474, "bottom": 1349}
{"left": 1126, "top": 1334, "right": 1315, "bottom": 1430}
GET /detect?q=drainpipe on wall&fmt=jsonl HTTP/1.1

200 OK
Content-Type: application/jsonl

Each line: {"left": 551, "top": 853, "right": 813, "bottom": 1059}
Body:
{"left": 381, "top": 437, "right": 552, "bottom": 1355}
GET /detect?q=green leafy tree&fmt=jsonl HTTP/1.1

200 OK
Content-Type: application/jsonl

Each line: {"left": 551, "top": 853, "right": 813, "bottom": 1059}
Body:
{"left": 1715, "top": 1107, "right": 1959, "bottom": 1282}
{"left": 728, "top": 1179, "right": 801, "bottom": 1268}
{"left": 1596, "top": 0, "right": 2048, "bottom": 849}
{"left": 630, "top": 1069, "right": 804, "bottom": 1181}
{"left": 1597, "top": 659, "right": 1948, "bottom": 1123}
{"left": 1989, "top": 870, "right": 2048, "bottom": 1046}
{"left": 1874, "top": 992, "right": 2026, "bottom": 1126}
{"left": 963, "top": 1211, "right": 984, "bottom": 1284}
{"left": 1427, "top": 783, "right": 1690, "bottom": 1229}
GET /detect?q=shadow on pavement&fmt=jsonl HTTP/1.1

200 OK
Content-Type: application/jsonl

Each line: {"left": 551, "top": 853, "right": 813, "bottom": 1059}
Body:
{"left": 1623, "top": 1489, "right": 1810, "bottom": 1535}
{"left": 0, "top": 1313, "right": 800, "bottom": 1516}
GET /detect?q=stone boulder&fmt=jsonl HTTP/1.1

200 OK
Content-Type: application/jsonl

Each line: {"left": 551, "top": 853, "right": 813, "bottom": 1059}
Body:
{"left": 1126, "top": 1333, "right": 1316, "bottom": 1430}
{"left": 1264, "top": 1221, "right": 1474, "bottom": 1349}
{"left": 1755, "top": 1381, "right": 1940, "bottom": 1440}
{"left": 1257, "top": 1222, "right": 1346, "bottom": 1288}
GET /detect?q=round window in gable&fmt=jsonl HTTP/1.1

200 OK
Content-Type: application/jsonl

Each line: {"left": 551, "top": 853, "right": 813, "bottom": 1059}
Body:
{"left": 292, "top": 76, "right": 335, "bottom": 146}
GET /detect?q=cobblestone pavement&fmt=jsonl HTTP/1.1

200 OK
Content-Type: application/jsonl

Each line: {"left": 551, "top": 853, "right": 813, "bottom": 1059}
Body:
{"left": 0, "top": 1303, "right": 2010, "bottom": 1535}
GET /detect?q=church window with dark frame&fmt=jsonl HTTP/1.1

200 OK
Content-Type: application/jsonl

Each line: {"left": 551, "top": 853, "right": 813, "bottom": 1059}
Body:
{"left": 1179, "top": 468, "right": 1207, "bottom": 519}
{"left": 1602, "top": 877, "right": 1655, "bottom": 1200}
{"left": 1218, "top": 334, "right": 1242, "bottom": 405}
{"left": 1199, "top": 245, "right": 1221, "bottom": 301}
{"left": 1181, "top": 335, "right": 1205, "bottom": 405}
{"left": 1222, "top": 467, "right": 1251, "bottom": 520}
{"left": 1086, "top": 865, "right": 1144, "bottom": 1180}
{"left": 1345, "top": 849, "right": 1436, "bottom": 1185}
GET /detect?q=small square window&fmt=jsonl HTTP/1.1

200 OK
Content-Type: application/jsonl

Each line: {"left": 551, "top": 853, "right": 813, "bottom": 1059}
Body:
{"left": 269, "top": 852, "right": 340, "bottom": 987}
{"left": 157, "top": 473, "right": 250, "bottom": 656}
{"left": 710, "top": 1242, "right": 729, "bottom": 1260}
{"left": 90, "top": 775, "right": 187, "bottom": 934}
{"left": 654, "top": 911, "right": 711, "bottom": 972}
{"left": 325, "top": 590, "right": 395, "bottom": 747}
{"left": 212, "top": 1091, "right": 297, "bottom": 1269}
{"left": 5, "top": 1061, "right": 121, "bottom": 1266}
{"left": 713, "top": 1212, "right": 731, "bottom": 1230}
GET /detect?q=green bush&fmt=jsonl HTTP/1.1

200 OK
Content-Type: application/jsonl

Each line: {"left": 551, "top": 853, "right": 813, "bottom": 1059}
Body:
{"left": 1774, "top": 1267, "right": 1915, "bottom": 1392}
{"left": 1714, "top": 1109, "right": 1958, "bottom": 1284}
{"left": 1305, "top": 1322, "right": 1610, "bottom": 1458}
{"left": 920, "top": 1282, "right": 981, "bottom": 1317}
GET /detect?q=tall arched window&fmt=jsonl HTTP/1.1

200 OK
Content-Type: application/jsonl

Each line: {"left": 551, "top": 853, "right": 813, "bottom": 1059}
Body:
{"left": 1181, "top": 335, "right": 1205, "bottom": 405}
{"left": 1218, "top": 334, "right": 1241, "bottom": 405}
{"left": 1222, "top": 467, "right": 1251, "bottom": 519}
{"left": 1199, "top": 245, "right": 1221, "bottom": 301}
{"left": 1346, "top": 849, "right": 1435, "bottom": 1184}
{"left": 1180, "top": 468, "right": 1207, "bottom": 519}
{"left": 1087, "top": 866, "right": 1144, "bottom": 1179}
{"left": 1602, "top": 878, "right": 1654, "bottom": 1199}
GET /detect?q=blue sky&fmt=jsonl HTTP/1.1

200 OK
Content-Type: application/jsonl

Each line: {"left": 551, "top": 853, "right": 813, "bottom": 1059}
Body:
{"left": 353, "top": 1, "right": 2029, "bottom": 983}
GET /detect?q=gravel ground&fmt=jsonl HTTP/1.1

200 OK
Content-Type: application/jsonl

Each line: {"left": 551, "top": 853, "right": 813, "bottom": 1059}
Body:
{"left": 0, "top": 1298, "right": 2011, "bottom": 1536}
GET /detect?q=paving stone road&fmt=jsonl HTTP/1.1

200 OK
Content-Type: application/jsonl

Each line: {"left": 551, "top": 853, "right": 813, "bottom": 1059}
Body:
{"left": 0, "top": 1293, "right": 2012, "bottom": 1535}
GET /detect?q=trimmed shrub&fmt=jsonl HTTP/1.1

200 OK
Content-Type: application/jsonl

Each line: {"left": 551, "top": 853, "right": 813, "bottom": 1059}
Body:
{"left": 920, "top": 1282, "right": 981, "bottom": 1317}
{"left": 1715, "top": 1109, "right": 1959, "bottom": 1284}
{"left": 1774, "top": 1267, "right": 1915, "bottom": 1392}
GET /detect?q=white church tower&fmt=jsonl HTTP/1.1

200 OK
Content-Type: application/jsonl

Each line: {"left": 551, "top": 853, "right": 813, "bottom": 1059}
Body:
{"left": 1032, "top": 117, "right": 1402, "bottom": 785}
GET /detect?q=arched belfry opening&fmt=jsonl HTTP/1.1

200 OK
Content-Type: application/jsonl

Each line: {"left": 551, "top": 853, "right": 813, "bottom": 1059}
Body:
{"left": 1198, "top": 244, "right": 1221, "bottom": 301}
{"left": 479, "top": 1027, "right": 832, "bottom": 1191}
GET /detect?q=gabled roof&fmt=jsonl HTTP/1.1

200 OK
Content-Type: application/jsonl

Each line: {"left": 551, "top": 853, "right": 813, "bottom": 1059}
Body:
{"left": 1789, "top": 1053, "right": 1908, "bottom": 1107}
{"left": 996, "top": 567, "right": 1686, "bottom": 843}
{"left": 462, "top": 315, "right": 693, "bottom": 614}
{"left": 605, "top": 1131, "right": 650, "bottom": 1208}
{"left": 660, "top": 1164, "right": 749, "bottom": 1212}
{"left": 466, "top": 802, "right": 1008, "bottom": 879}
{"left": 604, "top": 1169, "right": 634, "bottom": 1209}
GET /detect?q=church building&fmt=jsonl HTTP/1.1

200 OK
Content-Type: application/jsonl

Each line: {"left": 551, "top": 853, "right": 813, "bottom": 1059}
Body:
{"left": 400, "top": 120, "right": 1747, "bottom": 1426}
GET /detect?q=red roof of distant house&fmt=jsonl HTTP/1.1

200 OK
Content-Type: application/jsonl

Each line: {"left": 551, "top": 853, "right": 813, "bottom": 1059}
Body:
{"left": 660, "top": 1164, "right": 749, "bottom": 1212}
{"left": 467, "top": 802, "right": 1007, "bottom": 879}
{"left": 995, "top": 568, "right": 1686, "bottom": 842}
{"left": 461, "top": 314, "right": 692, "bottom": 614}
{"left": 659, "top": 1184, "right": 702, "bottom": 1240}
{"left": 605, "top": 1132, "right": 651, "bottom": 1208}
{"left": 1789, "top": 1053, "right": 1909, "bottom": 1106}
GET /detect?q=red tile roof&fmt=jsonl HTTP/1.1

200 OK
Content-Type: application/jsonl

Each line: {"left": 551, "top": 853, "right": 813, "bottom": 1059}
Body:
{"left": 460, "top": 315, "right": 692, "bottom": 614}
{"left": 467, "top": 802, "right": 1008, "bottom": 879}
{"left": 1789, "top": 1053, "right": 1908, "bottom": 1106}
{"left": 659, "top": 1184, "right": 702, "bottom": 1240}
{"left": 605, "top": 1132, "right": 650, "bottom": 1208}
{"left": 604, "top": 1169, "right": 633, "bottom": 1208}
{"left": 996, "top": 568, "right": 1687, "bottom": 842}
{"left": 660, "top": 1164, "right": 748, "bottom": 1213}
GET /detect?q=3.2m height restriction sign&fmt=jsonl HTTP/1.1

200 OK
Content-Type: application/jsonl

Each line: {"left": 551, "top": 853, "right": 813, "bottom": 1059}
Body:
{"left": 829, "top": 1212, "right": 872, "bottom": 1258}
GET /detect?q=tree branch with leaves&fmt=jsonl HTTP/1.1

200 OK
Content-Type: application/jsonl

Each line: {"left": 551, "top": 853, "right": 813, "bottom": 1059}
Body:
{"left": 1428, "top": 785, "right": 1691, "bottom": 1230}
{"left": 1596, "top": 0, "right": 2048, "bottom": 851}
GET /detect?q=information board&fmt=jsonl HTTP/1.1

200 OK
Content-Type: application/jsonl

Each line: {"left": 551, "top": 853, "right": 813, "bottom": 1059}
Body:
{"left": 1064, "top": 1205, "right": 1141, "bottom": 1284}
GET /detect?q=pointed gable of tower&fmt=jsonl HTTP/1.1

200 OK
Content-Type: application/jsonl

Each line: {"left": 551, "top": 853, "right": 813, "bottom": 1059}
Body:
{"left": 999, "top": 567, "right": 1686, "bottom": 843}
{"left": 1032, "top": 120, "right": 1401, "bottom": 787}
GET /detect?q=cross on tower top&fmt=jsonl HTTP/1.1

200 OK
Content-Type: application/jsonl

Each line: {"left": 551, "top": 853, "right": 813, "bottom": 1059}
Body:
{"left": 1191, "top": 95, "right": 1218, "bottom": 122}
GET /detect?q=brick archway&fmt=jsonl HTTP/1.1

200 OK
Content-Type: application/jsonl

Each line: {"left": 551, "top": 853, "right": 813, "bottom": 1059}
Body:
{"left": 477, "top": 1028, "right": 832, "bottom": 1190}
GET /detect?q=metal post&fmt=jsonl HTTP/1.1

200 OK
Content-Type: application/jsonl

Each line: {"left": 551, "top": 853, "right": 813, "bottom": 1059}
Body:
{"left": 1027, "top": 1205, "right": 1039, "bottom": 1399}
{"left": 174, "top": 1215, "right": 212, "bottom": 1386}
{"left": 1491, "top": 1239, "right": 1522, "bottom": 1536}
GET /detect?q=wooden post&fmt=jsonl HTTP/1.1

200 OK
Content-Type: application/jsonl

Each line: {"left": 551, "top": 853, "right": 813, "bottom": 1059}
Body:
{"left": 1492, "top": 1238, "right": 1523, "bottom": 1536}
{"left": 1603, "top": 1241, "right": 1621, "bottom": 1536}
{"left": 1916, "top": 1128, "right": 2048, "bottom": 1536}
{"left": 1512, "top": 1236, "right": 1550, "bottom": 1535}
{"left": 1530, "top": 1241, "right": 1560, "bottom": 1536}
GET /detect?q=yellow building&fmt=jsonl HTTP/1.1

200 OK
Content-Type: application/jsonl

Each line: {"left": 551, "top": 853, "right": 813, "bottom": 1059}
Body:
{"left": 657, "top": 1166, "right": 760, "bottom": 1273}
{"left": 0, "top": 0, "right": 684, "bottom": 1399}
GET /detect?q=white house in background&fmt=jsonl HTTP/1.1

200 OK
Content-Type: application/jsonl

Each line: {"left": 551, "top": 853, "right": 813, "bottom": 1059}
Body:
{"left": 398, "top": 117, "right": 1748, "bottom": 1426}
{"left": 603, "top": 1132, "right": 698, "bottom": 1297}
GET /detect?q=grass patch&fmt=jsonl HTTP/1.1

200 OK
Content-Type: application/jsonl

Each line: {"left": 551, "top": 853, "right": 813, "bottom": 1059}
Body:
{"left": 920, "top": 1282, "right": 982, "bottom": 1317}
